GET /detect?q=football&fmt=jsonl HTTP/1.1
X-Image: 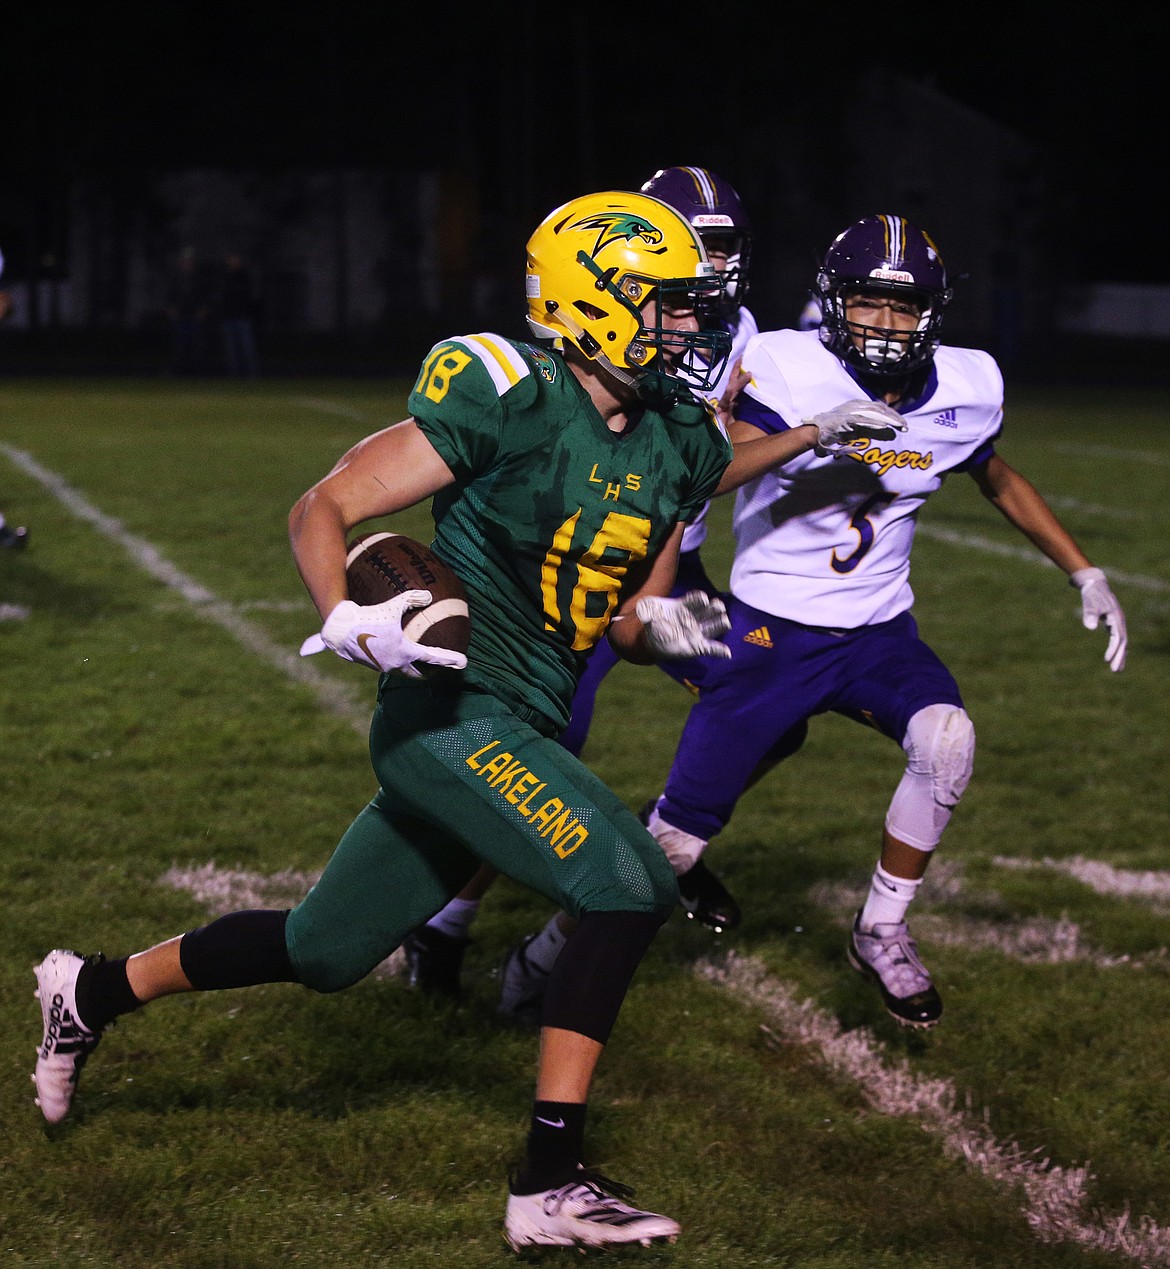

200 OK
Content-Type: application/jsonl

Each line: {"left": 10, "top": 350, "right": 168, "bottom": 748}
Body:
{"left": 345, "top": 532, "right": 471, "bottom": 670}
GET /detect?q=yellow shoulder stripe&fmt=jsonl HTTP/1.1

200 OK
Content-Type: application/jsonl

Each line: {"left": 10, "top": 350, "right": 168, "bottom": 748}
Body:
{"left": 463, "top": 333, "right": 531, "bottom": 396}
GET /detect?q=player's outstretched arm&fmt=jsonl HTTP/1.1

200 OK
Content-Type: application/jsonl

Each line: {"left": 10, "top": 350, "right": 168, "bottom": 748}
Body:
{"left": 716, "top": 399, "right": 906, "bottom": 494}
{"left": 716, "top": 419, "right": 819, "bottom": 493}
{"left": 968, "top": 453, "right": 1127, "bottom": 671}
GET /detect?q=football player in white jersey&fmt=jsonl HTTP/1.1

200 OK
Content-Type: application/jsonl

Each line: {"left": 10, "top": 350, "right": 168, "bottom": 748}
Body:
{"left": 640, "top": 214, "right": 1127, "bottom": 1028}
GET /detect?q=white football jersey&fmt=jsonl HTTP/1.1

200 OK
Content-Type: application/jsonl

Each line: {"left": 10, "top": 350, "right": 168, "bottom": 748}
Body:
{"left": 681, "top": 305, "right": 759, "bottom": 553}
{"left": 731, "top": 328, "right": 1004, "bottom": 627}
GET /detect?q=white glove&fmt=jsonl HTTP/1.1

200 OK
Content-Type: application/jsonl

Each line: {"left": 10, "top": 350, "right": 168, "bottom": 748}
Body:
{"left": 299, "top": 595, "right": 468, "bottom": 678}
{"left": 803, "top": 398, "right": 907, "bottom": 456}
{"left": 1069, "top": 567, "right": 1127, "bottom": 673}
{"left": 636, "top": 590, "right": 732, "bottom": 661}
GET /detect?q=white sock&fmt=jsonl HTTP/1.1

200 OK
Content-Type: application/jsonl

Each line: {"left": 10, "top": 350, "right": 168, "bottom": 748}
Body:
{"left": 646, "top": 808, "right": 707, "bottom": 875}
{"left": 524, "top": 914, "right": 570, "bottom": 973}
{"left": 426, "top": 897, "right": 480, "bottom": 940}
{"left": 859, "top": 862, "right": 923, "bottom": 931}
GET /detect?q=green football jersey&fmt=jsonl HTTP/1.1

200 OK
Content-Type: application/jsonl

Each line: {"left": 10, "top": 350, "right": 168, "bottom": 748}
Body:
{"left": 408, "top": 332, "right": 731, "bottom": 732}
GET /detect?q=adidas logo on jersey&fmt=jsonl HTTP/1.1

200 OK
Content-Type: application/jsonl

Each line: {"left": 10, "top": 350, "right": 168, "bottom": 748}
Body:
{"left": 744, "top": 625, "right": 773, "bottom": 648}
{"left": 932, "top": 408, "right": 958, "bottom": 428}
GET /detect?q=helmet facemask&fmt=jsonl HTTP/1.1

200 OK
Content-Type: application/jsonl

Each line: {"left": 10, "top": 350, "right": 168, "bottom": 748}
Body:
{"left": 814, "top": 214, "right": 952, "bottom": 380}
{"left": 696, "top": 230, "right": 752, "bottom": 322}
{"left": 823, "top": 282, "right": 944, "bottom": 377}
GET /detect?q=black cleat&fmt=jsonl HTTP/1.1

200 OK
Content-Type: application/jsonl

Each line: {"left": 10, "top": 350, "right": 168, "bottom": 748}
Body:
{"left": 677, "top": 858, "right": 741, "bottom": 933}
{"left": 0, "top": 524, "right": 28, "bottom": 549}
{"left": 496, "top": 934, "right": 549, "bottom": 1027}
{"left": 402, "top": 925, "right": 468, "bottom": 998}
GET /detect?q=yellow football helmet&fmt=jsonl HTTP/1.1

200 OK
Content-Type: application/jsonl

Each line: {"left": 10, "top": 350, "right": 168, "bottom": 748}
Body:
{"left": 525, "top": 190, "right": 730, "bottom": 400}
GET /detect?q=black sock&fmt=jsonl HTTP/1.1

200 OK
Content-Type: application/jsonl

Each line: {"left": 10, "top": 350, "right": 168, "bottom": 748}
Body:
{"left": 179, "top": 909, "right": 297, "bottom": 989}
{"left": 512, "top": 1101, "right": 587, "bottom": 1193}
{"left": 74, "top": 956, "right": 142, "bottom": 1032}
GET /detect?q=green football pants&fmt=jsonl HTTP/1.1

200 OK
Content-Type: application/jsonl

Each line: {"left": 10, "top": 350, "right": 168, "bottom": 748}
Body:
{"left": 285, "top": 681, "right": 677, "bottom": 992}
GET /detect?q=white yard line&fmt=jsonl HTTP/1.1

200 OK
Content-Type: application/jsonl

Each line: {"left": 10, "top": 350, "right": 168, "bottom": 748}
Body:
{"left": 810, "top": 875, "right": 1166, "bottom": 969}
{"left": 1055, "top": 442, "right": 1170, "bottom": 467}
{"left": 994, "top": 855, "right": 1170, "bottom": 906}
{"left": 1044, "top": 495, "right": 1147, "bottom": 522}
{"left": 915, "top": 524, "right": 1169, "bottom": 593}
{"left": 289, "top": 396, "right": 377, "bottom": 423}
{"left": 0, "top": 443, "right": 371, "bottom": 736}
{"left": 702, "top": 953, "right": 1170, "bottom": 1265}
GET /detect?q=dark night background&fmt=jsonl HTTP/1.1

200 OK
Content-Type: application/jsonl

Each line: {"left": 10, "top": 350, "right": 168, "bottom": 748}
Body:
{"left": 2, "top": 4, "right": 1167, "bottom": 381}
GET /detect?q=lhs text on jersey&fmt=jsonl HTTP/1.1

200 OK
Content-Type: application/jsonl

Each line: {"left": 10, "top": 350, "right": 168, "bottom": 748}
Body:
{"left": 588, "top": 464, "right": 643, "bottom": 501}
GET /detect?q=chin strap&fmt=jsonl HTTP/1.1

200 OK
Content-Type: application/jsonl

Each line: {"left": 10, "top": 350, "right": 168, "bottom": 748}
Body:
{"left": 544, "top": 300, "right": 645, "bottom": 394}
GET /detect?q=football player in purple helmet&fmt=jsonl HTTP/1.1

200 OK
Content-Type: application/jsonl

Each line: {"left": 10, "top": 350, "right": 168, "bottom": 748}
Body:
{"left": 640, "top": 166, "right": 753, "bottom": 323}
{"left": 635, "top": 213, "right": 1128, "bottom": 1030}
{"left": 446, "top": 213, "right": 1127, "bottom": 1035}
{"left": 814, "top": 214, "right": 951, "bottom": 380}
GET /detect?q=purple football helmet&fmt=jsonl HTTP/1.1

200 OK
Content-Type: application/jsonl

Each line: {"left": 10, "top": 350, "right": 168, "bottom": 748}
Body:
{"left": 815, "top": 214, "right": 952, "bottom": 378}
{"left": 641, "top": 166, "right": 751, "bottom": 318}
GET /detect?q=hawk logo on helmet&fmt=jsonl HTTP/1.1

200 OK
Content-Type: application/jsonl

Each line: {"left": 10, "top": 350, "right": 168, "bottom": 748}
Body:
{"left": 569, "top": 213, "right": 665, "bottom": 259}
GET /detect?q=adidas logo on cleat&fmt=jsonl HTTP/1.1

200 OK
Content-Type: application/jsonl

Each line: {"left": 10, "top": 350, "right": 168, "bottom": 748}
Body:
{"left": 743, "top": 625, "right": 773, "bottom": 648}
{"left": 505, "top": 1168, "right": 679, "bottom": 1249}
{"left": 32, "top": 949, "right": 104, "bottom": 1123}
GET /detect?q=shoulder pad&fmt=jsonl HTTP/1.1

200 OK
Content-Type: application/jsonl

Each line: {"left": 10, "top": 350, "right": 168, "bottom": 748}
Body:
{"left": 454, "top": 333, "right": 534, "bottom": 397}
{"left": 411, "top": 332, "right": 538, "bottom": 416}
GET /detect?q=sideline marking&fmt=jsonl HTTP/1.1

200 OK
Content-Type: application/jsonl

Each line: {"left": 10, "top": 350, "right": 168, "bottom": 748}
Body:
{"left": 916, "top": 524, "right": 1169, "bottom": 593}
{"left": 0, "top": 443, "right": 370, "bottom": 736}
{"left": 290, "top": 396, "right": 376, "bottom": 423}
{"left": 1055, "top": 442, "right": 1170, "bottom": 467}
{"left": 994, "top": 855, "right": 1170, "bottom": 907}
{"left": 702, "top": 953, "right": 1170, "bottom": 1265}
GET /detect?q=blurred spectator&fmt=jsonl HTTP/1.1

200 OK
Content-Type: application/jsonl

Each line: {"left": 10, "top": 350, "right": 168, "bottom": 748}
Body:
{"left": 218, "top": 251, "right": 261, "bottom": 377}
{"left": 797, "top": 295, "right": 823, "bottom": 329}
{"left": 165, "top": 246, "right": 211, "bottom": 374}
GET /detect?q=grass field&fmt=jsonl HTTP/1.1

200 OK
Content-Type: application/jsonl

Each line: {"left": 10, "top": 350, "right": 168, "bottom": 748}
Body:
{"left": 1, "top": 377, "right": 1167, "bottom": 1268}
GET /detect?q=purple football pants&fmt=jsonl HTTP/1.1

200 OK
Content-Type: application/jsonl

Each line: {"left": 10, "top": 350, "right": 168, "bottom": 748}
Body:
{"left": 656, "top": 595, "right": 964, "bottom": 843}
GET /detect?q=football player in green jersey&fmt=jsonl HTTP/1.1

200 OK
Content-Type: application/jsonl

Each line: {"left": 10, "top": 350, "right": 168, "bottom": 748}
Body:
{"left": 32, "top": 191, "right": 744, "bottom": 1251}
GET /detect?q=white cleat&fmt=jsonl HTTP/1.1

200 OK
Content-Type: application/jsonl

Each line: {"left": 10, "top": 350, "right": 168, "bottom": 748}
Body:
{"left": 33, "top": 949, "right": 102, "bottom": 1123}
{"left": 848, "top": 911, "right": 943, "bottom": 1029}
{"left": 504, "top": 1168, "right": 679, "bottom": 1250}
